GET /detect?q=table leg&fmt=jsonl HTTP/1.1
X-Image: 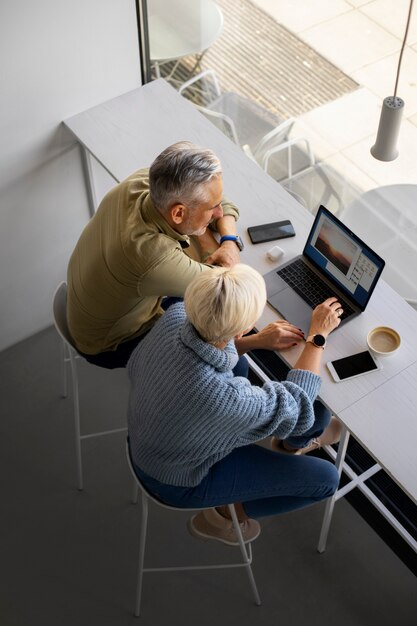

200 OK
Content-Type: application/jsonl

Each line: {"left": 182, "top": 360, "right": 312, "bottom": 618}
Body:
{"left": 153, "top": 61, "right": 161, "bottom": 79}
{"left": 317, "top": 425, "right": 350, "bottom": 553}
{"left": 188, "top": 50, "right": 207, "bottom": 75}
{"left": 80, "top": 145, "right": 98, "bottom": 217}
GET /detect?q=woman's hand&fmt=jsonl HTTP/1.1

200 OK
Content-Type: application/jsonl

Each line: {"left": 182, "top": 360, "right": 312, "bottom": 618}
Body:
{"left": 249, "top": 320, "right": 305, "bottom": 351}
{"left": 308, "top": 297, "right": 343, "bottom": 337}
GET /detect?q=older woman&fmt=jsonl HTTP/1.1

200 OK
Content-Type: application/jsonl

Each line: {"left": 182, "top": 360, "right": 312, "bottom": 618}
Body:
{"left": 127, "top": 264, "right": 341, "bottom": 545}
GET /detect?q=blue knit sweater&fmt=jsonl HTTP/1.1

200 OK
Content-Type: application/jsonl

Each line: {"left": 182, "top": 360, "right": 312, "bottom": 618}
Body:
{"left": 127, "top": 303, "right": 321, "bottom": 487}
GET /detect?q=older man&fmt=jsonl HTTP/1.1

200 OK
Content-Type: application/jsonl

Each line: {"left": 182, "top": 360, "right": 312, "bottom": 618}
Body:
{"left": 67, "top": 141, "right": 304, "bottom": 368}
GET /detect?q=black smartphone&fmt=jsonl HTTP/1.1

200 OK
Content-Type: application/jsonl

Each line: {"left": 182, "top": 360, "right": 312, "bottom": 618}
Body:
{"left": 327, "top": 350, "right": 382, "bottom": 383}
{"left": 247, "top": 220, "right": 295, "bottom": 244}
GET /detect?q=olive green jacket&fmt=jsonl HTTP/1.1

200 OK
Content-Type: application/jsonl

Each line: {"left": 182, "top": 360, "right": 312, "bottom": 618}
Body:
{"left": 67, "top": 168, "right": 239, "bottom": 354}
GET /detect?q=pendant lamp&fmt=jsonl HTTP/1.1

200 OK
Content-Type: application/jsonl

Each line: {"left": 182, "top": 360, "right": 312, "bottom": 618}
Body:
{"left": 371, "top": 0, "right": 414, "bottom": 161}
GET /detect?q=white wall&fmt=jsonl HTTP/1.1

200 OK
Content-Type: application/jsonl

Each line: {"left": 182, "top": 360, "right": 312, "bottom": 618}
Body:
{"left": 0, "top": 0, "right": 141, "bottom": 352}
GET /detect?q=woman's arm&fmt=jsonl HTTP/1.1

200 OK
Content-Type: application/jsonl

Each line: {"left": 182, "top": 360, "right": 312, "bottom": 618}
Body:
{"left": 236, "top": 297, "right": 343, "bottom": 372}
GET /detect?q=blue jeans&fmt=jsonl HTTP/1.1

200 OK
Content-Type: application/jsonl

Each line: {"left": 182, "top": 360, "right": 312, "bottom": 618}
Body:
{"left": 133, "top": 401, "right": 339, "bottom": 519}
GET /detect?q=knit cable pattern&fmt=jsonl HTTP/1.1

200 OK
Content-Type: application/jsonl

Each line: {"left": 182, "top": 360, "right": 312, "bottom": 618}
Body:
{"left": 127, "top": 303, "right": 321, "bottom": 487}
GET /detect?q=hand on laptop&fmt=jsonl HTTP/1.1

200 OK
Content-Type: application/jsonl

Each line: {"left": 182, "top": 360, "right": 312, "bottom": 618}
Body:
{"left": 247, "top": 320, "right": 305, "bottom": 351}
{"left": 235, "top": 299, "right": 340, "bottom": 355}
{"left": 253, "top": 297, "right": 342, "bottom": 353}
{"left": 309, "top": 297, "right": 343, "bottom": 337}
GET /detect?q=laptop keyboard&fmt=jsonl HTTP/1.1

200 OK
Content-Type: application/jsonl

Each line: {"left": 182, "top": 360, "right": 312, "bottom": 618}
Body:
{"left": 277, "top": 258, "right": 354, "bottom": 320}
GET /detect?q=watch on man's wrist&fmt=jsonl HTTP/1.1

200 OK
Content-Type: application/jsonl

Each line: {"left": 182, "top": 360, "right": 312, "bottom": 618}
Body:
{"left": 306, "top": 334, "right": 327, "bottom": 349}
{"left": 220, "top": 235, "right": 244, "bottom": 251}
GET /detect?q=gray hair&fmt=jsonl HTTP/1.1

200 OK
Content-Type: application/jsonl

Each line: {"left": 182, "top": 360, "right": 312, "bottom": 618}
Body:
{"left": 184, "top": 264, "right": 267, "bottom": 344}
{"left": 149, "top": 141, "right": 222, "bottom": 214}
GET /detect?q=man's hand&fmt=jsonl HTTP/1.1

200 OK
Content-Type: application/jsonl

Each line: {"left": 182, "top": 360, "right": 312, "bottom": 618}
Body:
{"left": 205, "top": 240, "right": 240, "bottom": 267}
{"left": 235, "top": 321, "right": 304, "bottom": 354}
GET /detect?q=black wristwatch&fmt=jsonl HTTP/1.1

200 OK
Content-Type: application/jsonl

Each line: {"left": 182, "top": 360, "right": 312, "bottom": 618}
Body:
{"left": 220, "top": 235, "right": 244, "bottom": 251}
{"left": 306, "top": 334, "right": 327, "bottom": 349}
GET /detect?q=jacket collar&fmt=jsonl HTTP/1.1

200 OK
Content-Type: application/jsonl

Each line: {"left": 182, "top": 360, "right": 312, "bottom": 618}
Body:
{"left": 141, "top": 195, "right": 190, "bottom": 249}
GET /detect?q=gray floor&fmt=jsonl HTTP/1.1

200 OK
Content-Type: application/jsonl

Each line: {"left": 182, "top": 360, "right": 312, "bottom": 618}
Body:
{"left": 1, "top": 326, "right": 415, "bottom": 625}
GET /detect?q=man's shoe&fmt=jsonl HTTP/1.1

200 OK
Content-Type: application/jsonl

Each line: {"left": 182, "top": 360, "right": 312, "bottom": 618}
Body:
{"left": 187, "top": 507, "right": 261, "bottom": 546}
{"left": 272, "top": 417, "right": 342, "bottom": 455}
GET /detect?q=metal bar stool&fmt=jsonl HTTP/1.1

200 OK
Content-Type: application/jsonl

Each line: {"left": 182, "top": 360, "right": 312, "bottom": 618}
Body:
{"left": 52, "top": 282, "right": 127, "bottom": 490}
{"left": 126, "top": 441, "right": 261, "bottom": 616}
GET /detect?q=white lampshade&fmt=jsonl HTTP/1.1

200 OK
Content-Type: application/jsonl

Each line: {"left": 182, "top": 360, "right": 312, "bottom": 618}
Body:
{"left": 371, "top": 96, "right": 405, "bottom": 161}
{"left": 370, "top": 0, "right": 413, "bottom": 161}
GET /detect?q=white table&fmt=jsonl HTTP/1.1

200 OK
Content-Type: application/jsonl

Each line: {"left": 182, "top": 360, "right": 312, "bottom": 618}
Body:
{"left": 64, "top": 78, "right": 417, "bottom": 553}
{"left": 340, "top": 184, "right": 417, "bottom": 305}
{"left": 148, "top": 0, "right": 223, "bottom": 80}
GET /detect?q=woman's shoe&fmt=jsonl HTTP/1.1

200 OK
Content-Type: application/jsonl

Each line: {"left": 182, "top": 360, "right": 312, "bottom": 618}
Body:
{"left": 187, "top": 507, "right": 261, "bottom": 546}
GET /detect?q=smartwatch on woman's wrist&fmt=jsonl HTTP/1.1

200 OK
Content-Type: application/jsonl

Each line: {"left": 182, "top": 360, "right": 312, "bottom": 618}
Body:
{"left": 306, "top": 334, "right": 327, "bottom": 349}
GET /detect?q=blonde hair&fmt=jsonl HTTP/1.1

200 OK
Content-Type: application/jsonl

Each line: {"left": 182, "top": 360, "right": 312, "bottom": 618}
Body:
{"left": 184, "top": 264, "right": 267, "bottom": 344}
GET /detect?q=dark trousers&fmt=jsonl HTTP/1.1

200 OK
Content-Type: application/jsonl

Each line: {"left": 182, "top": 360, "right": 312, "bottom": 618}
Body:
{"left": 79, "top": 297, "right": 249, "bottom": 375}
{"left": 78, "top": 297, "right": 182, "bottom": 369}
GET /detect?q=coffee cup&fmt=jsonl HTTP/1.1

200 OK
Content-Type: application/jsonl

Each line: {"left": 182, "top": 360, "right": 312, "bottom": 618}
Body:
{"left": 367, "top": 326, "right": 401, "bottom": 357}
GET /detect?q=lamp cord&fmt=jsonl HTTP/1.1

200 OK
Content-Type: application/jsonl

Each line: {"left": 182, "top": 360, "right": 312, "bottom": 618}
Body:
{"left": 393, "top": 0, "right": 414, "bottom": 98}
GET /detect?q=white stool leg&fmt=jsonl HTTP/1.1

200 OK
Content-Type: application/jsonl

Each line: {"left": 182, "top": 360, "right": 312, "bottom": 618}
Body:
{"left": 228, "top": 505, "right": 261, "bottom": 606}
{"left": 69, "top": 350, "right": 83, "bottom": 491}
{"left": 135, "top": 492, "right": 149, "bottom": 617}
{"left": 61, "top": 340, "right": 69, "bottom": 398}
{"left": 132, "top": 478, "right": 139, "bottom": 504}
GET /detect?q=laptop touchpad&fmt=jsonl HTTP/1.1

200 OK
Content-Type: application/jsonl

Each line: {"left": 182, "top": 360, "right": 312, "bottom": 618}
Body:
{"left": 268, "top": 288, "right": 312, "bottom": 336}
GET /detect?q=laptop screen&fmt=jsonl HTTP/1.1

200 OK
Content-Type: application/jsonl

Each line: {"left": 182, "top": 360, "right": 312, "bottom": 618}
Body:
{"left": 303, "top": 205, "right": 385, "bottom": 311}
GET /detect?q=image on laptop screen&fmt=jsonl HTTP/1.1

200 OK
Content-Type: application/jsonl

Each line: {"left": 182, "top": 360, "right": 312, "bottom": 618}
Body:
{"left": 304, "top": 206, "right": 385, "bottom": 311}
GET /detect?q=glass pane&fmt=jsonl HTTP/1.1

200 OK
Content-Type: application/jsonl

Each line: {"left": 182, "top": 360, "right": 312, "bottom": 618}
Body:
{"left": 141, "top": 0, "right": 417, "bottom": 300}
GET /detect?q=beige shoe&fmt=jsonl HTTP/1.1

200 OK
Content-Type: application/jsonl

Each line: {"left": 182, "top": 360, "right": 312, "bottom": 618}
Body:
{"left": 272, "top": 417, "right": 342, "bottom": 455}
{"left": 187, "top": 507, "right": 261, "bottom": 546}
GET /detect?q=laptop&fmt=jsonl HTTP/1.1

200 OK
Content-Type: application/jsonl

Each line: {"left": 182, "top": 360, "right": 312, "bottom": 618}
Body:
{"left": 264, "top": 205, "right": 385, "bottom": 336}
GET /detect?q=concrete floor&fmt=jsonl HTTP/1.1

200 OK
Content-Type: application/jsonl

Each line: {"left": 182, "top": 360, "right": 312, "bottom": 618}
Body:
{"left": 1, "top": 326, "right": 416, "bottom": 625}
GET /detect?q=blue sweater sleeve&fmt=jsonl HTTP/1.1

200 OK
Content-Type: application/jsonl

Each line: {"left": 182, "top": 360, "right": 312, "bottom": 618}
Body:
{"left": 224, "top": 368, "right": 321, "bottom": 444}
